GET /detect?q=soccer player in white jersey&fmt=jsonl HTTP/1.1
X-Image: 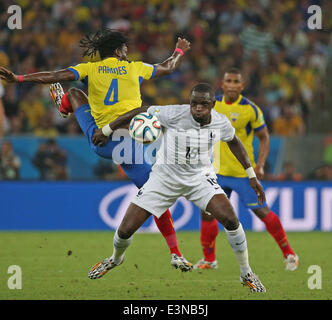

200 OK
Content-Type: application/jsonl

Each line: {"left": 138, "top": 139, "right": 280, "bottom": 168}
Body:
{"left": 89, "top": 83, "right": 267, "bottom": 292}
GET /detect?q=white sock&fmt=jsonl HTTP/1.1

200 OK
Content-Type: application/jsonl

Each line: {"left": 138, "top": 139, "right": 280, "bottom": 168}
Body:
{"left": 111, "top": 229, "right": 133, "bottom": 264}
{"left": 225, "top": 223, "right": 252, "bottom": 275}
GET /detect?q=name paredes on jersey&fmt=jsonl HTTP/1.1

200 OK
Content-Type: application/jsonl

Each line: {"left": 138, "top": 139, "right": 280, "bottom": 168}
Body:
{"left": 109, "top": 128, "right": 221, "bottom": 166}
{"left": 98, "top": 65, "right": 127, "bottom": 75}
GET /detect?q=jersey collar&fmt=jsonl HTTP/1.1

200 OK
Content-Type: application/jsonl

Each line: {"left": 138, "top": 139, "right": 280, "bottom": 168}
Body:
{"left": 190, "top": 112, "right": 213, "bottom": 128}
{"left": 223, "top": 94, "right": 242, "bottom": 105}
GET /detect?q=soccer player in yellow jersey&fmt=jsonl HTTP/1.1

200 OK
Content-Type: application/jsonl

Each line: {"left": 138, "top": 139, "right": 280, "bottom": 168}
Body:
{"left": 0, "top": 29, "right": 192, "bottom": 272}
{"left": 194, "top": 68, "right": 299, "bottom": 271}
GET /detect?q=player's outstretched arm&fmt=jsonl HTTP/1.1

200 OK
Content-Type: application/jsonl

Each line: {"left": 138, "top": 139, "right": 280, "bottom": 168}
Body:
{"left": 0, "top": 67, "right": 75, "bottom": 84}
{"left": 254, "top": 127, "right": 270, "bottom": 180}
{"left": 92, "top": 106, "right": 149, "bottom": 147}
{"left": 227, "top": 135, "right": 266, "bottom": 205}
{"left": 153, "top": 37, "right": 190, "bottom": 78}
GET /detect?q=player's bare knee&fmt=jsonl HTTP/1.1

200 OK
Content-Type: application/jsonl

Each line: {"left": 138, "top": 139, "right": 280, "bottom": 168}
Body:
{"left": 223, "top": 216, "right": 239, "bottom": 231}
{"left": 117, "top": 228, "right": 133, "bottom": 239}
{"left": 67, "top": 87, "right": 88, "bottom": 109}
{"left": 67, "top": 87, "right": 80, "bottom": 98}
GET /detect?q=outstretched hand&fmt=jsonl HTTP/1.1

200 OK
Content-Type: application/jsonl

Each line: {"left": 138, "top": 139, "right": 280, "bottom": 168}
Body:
{"left": 249, "top": 178, "right": 266, "bottom": 205}
{"left": 92, "top": 128, "right": 109, "bottom": 147}
{"left": 175, "top": 37, "right": 191, "bottom": 54}
{"left": 254, "top": 165, "right": 265, "bottom": 180}
{"left": 0, "top": 67, "right": 18, "bottom": 83}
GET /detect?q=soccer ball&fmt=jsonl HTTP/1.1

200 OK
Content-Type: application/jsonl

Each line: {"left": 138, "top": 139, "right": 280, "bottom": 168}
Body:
{"left": 129, "top": 112, "right": 161, "bottom": 144}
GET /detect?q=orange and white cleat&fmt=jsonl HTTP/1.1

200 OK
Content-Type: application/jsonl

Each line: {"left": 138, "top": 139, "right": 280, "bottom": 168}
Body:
{"left": 49, "top": 83, "right": 69, "bottom": 118}
{"left": 193, "top": 258, "right": 218, "bottom": 270}
{"left": 285, "top": 254, "right": 299, "bottom": 271}
{"left": 240, "top": 272, "right": 266, "bottom": 293}
{"left": 88, "top": 256, "right": 124, "bottom": 280}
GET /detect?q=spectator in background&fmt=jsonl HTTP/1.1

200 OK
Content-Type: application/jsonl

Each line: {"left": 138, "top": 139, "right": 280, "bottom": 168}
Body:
{"left": 275, "top": 161, "right": 303, "bottom": 181}
{"left": 65, "top": 117, "right": 82, "bottom": 135}
{"left": 323, "top": 131, "right": 332, "bottom": 166}
{"left": 0, "top": 0, "right": 328, "bottom": 140}
{"left": 32, "top": 139, "right": 68, "bottom": 180}
{"left": 261, "top": 162, "right": 275, "bottom": 181}
{"left": 8, "top": 113, "right": 28, "bottom": 135}
{"left": 272, "top": 103, "right": 305, "bottom": 137}
{"left": 18, "top": 89, "right": 46, "bottom": 132}
{"left": 33, "top": 112, "right": 59, "bottom": 138}
{"left": 0, "top": 140, "right": 20, "bottom": 180}
{"left": 94, "top": 159, "right": 128, "bottom": 181}
{"left": 307, "top": 164, "right": 332, "bottom": 181}
{"left": 239, "top": 17, "right": 274, "bottom": 66}
{"left": 2, "top": 84, "right": 20, "bottom": 121}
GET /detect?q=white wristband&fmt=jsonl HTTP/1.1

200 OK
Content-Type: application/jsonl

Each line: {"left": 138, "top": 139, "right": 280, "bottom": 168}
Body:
{"left": 245, "top": 167, "right": 256, "bottom": 179}
{"left": 101, "top": 124, "right": 113, "bottom": 137}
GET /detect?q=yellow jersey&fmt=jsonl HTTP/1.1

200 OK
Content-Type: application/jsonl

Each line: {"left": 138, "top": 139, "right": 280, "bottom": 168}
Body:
{"left": 67, "top": 57, "right": 156, "bottom": 128}
{"left": 213, "top": 94, "right": 266, "bottom": 177}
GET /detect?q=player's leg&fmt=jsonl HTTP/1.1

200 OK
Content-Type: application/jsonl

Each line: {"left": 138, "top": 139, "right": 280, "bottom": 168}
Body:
{"left": 205, "top": 194, "right": 266, "bottom": 292}
{"left": 194, "top": 186, "right": 232, "bottom": 270}
{"left": 253, "top": 206, "right": 299, "bottom": 270}
{"left": 66, "top": 87, "right": 88, "bottom": 111}
{"left": 118, "top": 141, "right": 184, "bottom": 260}
{"left": 49, "top": 83, "right": 78, "bottom": 116}
{"left": 218, "top": 175, "right": 299, "bottom": 270}
{"left": 153, "top": 211, "right": 183, "bottom": 257}
{"left": 193, "top": 210, "right": 219, "bottom": 269}
{"left": 130, "top": 170, "right": 193, "bottom": 272}
{"left": 88, "top": 203, "right": 151, "bottom": 279}
{"left": 50, "top": 84, "right": 88, "bottom": 115}
{"left": 187, "top": 177, "right": 265, "bottom": 292}
{"left": 223, "top": 175, "right": 299, "bottom": 270}
{"left": 50, "top": 83, "right": 184, "bottom": 260}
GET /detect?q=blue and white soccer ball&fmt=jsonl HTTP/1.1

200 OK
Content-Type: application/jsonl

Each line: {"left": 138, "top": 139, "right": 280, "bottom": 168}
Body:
{"left": 129, "top": 112, "right": 161, "bottom": 144}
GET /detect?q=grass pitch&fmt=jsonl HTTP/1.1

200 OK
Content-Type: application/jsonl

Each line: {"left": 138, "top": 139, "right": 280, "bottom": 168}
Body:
{"left": 0, "top": 231, "right": 331, "bottom": 300}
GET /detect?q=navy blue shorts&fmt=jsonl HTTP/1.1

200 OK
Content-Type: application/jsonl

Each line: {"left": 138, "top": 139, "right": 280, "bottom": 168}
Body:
{"left": 217, "top": 175, "right": 267, "bottom": 209}
{"left": 75, "top": 104, "right": 152, "bottom": 188}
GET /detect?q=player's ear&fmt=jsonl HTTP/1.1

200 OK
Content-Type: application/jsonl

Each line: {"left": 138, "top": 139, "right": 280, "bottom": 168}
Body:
{"left": 114, "top": 47, "right": 122, "bottom": 58}
{"left": 221, "top": 79, "right": 225, "bottom": 90}
{"left": 240, "top": 79, "right": 245, "bottom": 91}
{"left": 211, "top": 97, "right": 216, "bottom": 108}
{"left": 239, "top": 75, "right": 245, "bottom": 90}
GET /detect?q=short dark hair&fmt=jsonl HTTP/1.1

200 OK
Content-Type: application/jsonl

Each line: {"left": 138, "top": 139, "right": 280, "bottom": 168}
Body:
{"left": 224, "top": 67, "right": 242, "bottom": 75}
{"left": 80, "top": 29, "right": 128, "bottom": 59}
{"left": 191, "top": 83, "right": 215, "bottom": 99}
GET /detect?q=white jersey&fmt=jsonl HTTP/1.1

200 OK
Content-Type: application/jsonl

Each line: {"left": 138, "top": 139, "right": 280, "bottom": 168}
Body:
{"left": 147, "top": 104, "right": 235, "bottom": 185}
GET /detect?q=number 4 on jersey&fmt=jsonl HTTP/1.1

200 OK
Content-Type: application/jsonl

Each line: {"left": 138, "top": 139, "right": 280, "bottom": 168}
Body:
{"left": 104, "top": 79, "right": 119, "bottom": 105}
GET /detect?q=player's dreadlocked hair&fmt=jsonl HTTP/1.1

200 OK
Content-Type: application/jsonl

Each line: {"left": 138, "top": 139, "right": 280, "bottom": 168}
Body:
{"left": 79, "top": 29, "right": 128, "bottom": 59}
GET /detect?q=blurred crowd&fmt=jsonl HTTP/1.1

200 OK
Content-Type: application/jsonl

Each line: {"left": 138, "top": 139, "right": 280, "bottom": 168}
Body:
{"left": 0, "top": 0, "right": 330, "bottom": 138}
{"left": 0, "top": 0, "right": 331, "bottom": 181}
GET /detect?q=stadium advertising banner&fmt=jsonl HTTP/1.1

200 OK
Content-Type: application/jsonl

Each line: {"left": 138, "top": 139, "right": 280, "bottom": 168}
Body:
{"left": 0, "top": 181, "right": 331, "bottom": 231}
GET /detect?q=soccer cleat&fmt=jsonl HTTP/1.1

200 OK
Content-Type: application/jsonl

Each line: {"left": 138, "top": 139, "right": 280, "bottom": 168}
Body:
{"left": 240, "top": 272, "right": 266, "bottom": 293}
{"left": 88, "top": 256, "right": 124, "bottom": 279}
{"left": 171, "top": 254, "right": 193, "bottom": 272}
{"left": 193, "top": 258, "right": 218, "bottom": 270}
{"left": 49, "top": 83, "right": 69, "bottom": 118}
{"left": 285, "top": 254, "right": 299, "bottom": 271}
